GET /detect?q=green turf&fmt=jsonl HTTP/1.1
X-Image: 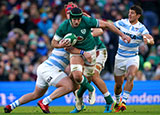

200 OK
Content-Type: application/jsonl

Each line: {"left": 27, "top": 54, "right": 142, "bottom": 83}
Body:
{"left": 0, "top": 105, "right": 160, "bottom": 115}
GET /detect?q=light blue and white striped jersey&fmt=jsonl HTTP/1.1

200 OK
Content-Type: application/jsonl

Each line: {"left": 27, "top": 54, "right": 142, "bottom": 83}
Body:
{"left": 44, "top": 48, "right": 70, "bottom": 71}
{"left": 114, "top": 19, "right": 149, "bottom": 58}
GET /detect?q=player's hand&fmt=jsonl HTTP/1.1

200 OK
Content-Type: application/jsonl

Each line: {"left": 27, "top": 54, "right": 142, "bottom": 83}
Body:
{"left": 59, "top": 39, "right": 71, "bottom": 47}
{"left": 143, "top": 35, "right": 148, "bottom": 44}
{"left": 121, "top": 34, "right": 131, "bottom": 43}
{"left": 83, "top": 52, "right": 92, "bottom": 63}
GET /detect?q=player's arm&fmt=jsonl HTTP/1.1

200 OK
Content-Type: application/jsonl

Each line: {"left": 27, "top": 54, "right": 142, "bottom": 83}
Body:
{"left": 98, "top": 20, "right": 131, "bottom": 43}
{"left": 83, "top": 12, "right": 104, "bottom": 37}
{"left": 91, "top": 28, "right": 104, "bottom": 37}
{"left": 65, "top": 46, "right": 92, "bottom": 63}
{"left": 143, "top": 34, "right": 154, "bottom": 45}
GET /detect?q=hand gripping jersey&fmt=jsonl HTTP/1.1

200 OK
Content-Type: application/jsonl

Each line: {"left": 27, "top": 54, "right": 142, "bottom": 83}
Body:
{"left": 114, "top": 19, "right": 149, "bottom": 58}
{"left": 54, "top": 16, "right": 99, "bottom": 51}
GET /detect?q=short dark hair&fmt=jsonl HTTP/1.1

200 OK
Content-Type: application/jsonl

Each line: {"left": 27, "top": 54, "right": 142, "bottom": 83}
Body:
{"left": 130, "top": 5, "right": 143, "bottom": 15}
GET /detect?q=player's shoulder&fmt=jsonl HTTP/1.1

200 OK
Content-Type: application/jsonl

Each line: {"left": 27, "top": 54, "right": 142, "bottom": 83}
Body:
{"left": 61, "top": 19, "right": 70, "bottom": 25}
{"left": 137, "top": 21, "right": 146, "bottom": 28}
{"left": 58, "top": 19, "right": 70, "bottom": 31}
{"left": 115, "top": 18, "right": 129, "bottom": 27}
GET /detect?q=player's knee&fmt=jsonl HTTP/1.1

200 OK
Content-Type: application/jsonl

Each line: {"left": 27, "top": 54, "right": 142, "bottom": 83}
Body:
{"left": 115, "top": 83, "right": 122, "bottom": 90}
{"left": 127, "top": 75, "right": 135, "bottom": 83}
{"left": 92, "top": 75, "right": 99, "bottom": 83}
{"left": 71, "top": 64, "right": 83, "bottom": 83}
{"left": 83, "top": 66, "right": 95, "bottom": 77}
{"left": 72, "top": 71, "right": 82, "bottom": 83}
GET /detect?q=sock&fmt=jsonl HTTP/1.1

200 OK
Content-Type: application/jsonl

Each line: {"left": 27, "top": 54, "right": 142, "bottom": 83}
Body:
{"left": 77, "top": 85, "right": 87, "bottom": 98}
{"left": 104, "top": 92, "right": 114, "bottom": 104}
{"left": 115, "top": 93, "right": 121, "bottom": 104}
{"left": 42, "top": 96, "right": 52, "bottom": 105}
{"left": 10, "top": 100, "right": 20, "bottom": 110}
{"left": 122, "top": 91, "right": 130, "bottom": 104}
{"left": 80, "top": 75, "right": 93, "bottom": 92}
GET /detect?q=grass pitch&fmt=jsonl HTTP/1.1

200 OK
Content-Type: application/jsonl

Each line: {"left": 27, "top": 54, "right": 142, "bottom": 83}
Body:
{"left": 0, "top": 105, "right": 160, "bottom": 115}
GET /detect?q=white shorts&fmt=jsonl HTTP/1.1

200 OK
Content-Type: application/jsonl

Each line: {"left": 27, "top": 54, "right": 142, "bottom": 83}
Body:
{"left": 36, "top": 63, "right": 67, "bottom": 88}
{"left": 96, "top": 49, "right": 107, "bottom": 68}
{"left": 114, "top": 54, "right": 139, "bottom": 76}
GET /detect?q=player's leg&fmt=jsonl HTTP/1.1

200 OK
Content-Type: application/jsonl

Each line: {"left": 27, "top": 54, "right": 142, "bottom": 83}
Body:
{"left": 113, "top": 57, "right": 126, "bottom": 112}
{"left": 4, "top": 86, "right": 48, "bottom": 113}
{"left": 70, "top": 55, "right": 94, "bottom": 107}
{"left": 38, "top": 65, "right": 78, "bottom": 113}
{"left": 120, "top": 65, "right": 138, "bottom": 111}
{"left": 76, "top": 48, "right": 97, "bottom": 104}
{"left": 92, "top": 64, "right": 114, "bottom": 113}
{"left": 121, "top": 56, "right": 139, "bottom": 111}
{"left": 114, "top": 75, "right": 124, "bottom": 112}
{"left": 4, "top": 63, "right": 49, "bottom": 113}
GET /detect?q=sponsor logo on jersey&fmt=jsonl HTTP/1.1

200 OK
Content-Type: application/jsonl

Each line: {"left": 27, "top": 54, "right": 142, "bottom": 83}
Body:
{"left": 47, "top": 76, "right": 52, "bottom": 83}
{"left": 81, "top": 29, "right": 86, "bottom": 34}
{"left": 135, "top": 27, "right": 139, "bottom": 31}
{"left": 77, "top": 36, "right": 84, "bottom": 41}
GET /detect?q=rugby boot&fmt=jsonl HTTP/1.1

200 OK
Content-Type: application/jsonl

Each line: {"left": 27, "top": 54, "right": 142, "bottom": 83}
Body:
{"left": 4, "top": 105, "right": 12, "bottom": 113}
{"left": 104, "top": 101, "right": 114, "bottom": 113}
{"left": 75, "top": 90, "right": 83, "bottom": 111}
{"left": 88, "top": 86, "right": 96, "bottom": 105}
{"left": 114, "top": 103, "right": 122, "bottom": 112}
{"left": 114, "top": 98, "right": 122, "bottom": 112}
{"left": 38, "top": 100, "right": 50, "bottom": 113}
{"left": 70, "top": 104, "right": 86, "bottom": 113}
{"left": 120, "top": 102, "right": 127, "bottom": 112}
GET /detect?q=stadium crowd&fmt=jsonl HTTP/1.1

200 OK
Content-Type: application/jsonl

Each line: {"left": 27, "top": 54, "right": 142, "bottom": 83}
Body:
{"left": 0, "top": 0, "right": 160, "bottom": 82}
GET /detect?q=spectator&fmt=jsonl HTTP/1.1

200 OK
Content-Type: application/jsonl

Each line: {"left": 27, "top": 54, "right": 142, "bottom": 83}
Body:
{"left": 0, "top": 6, "right": 10, "bottom": 43}
{"left": 21, "top": 72, "right": 32, "bottom": 81}
{"left": 143, "top": 61, "right": 154, "bottom": 80}
{"left": 0, "top": 60, "right": 8, "bottom": 81}
{"left": 8, "top": 72, "right": 16, "bottom": 81}
{"left": 151, "top": 26, "right": 160, "bottom": 46}
{"left": 37, "top": 12, "right": 52, "bottom": 36}
{"left": 152, "top": 63, "right": 160, "bottom": 80}
{"left": 135, "top": 70, "right": 146, "bottom": 81}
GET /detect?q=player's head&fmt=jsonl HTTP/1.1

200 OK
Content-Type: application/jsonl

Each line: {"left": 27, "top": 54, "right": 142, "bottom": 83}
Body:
{"left": 65, "top": 2, "right": 78, "bottom": 19}
{"left": 70, "top": 7, "right": 83, "bottom": 27}
{"left": 128, "top": 5, "right": 143, "bottom": 23}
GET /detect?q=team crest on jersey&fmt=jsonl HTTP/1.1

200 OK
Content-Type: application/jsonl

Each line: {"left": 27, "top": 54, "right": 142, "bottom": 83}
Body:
{"left": 77, "top": 36, "right": 84, "bottom": 41}
{"left": 135, "top": 27, "right": 139, "bottom": 31}
{"left": 81, "top": 29, "right": 86, "bottom": 34}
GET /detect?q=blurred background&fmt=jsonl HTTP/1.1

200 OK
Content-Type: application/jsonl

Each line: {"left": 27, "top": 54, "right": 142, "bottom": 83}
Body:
{"left": 0, "top": 0, "right": 160, "bottom": 82}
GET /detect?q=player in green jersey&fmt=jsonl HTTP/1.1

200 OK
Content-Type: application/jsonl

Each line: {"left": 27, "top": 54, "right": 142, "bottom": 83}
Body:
{"left": 64, "top": 3, "right": 117, "bottom": 113}
{"left": 52, "top": 7, "right": 131, "bottom": 113}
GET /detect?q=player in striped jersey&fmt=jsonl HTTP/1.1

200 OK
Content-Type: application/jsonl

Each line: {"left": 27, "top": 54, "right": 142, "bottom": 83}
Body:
{"left": 113, "top": 5, "right": 154, "bottom": 112}
{"left": 4, "top": 45, "right": 92, "bottom": 113}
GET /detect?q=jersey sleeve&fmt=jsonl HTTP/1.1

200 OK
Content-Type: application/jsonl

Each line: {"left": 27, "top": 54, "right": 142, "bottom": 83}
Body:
{"left": 141, "top": 26, "right": 149, "bottom": 35}
{"left": 83, "top": 16, "right": 99, "bottom": 28}
{"left": 114, "top": 19, "right": 123, "bottom": 29}
{"left": 54, "top": 21, "right": 67, "bottom": 41}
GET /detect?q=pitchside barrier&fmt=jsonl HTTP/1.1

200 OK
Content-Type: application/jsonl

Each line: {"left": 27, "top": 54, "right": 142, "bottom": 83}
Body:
{"left": 0, "top": 81, "right": 160, "bottom": 106}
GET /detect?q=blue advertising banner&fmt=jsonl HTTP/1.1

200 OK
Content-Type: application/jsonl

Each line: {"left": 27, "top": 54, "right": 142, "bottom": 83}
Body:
{"left": 0, "top": 81, "right": 160, "bottom": 106}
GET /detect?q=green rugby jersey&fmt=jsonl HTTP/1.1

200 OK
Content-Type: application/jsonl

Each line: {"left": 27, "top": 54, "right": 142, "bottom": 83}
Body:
{"left": 94, "top": 37, "right": 106, "bottom": 50}
{"left": 55, "top": 16, "right": 99, "bottom": 51}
